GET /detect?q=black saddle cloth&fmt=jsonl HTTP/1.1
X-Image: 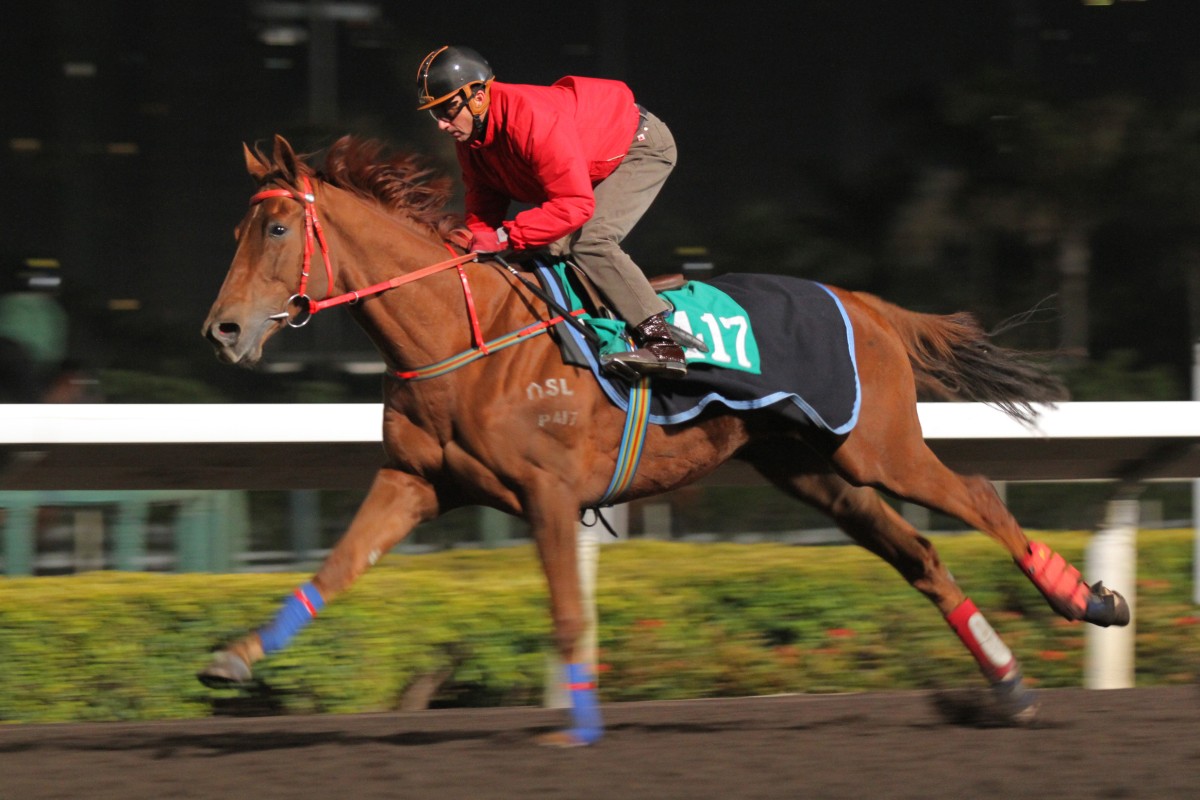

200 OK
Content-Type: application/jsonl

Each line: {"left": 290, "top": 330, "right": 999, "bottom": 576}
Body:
{"left": 542, "top": 268, "right": 861, "bottom": 435}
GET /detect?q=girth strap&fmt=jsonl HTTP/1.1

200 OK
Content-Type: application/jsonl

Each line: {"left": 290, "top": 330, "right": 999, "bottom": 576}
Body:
{"left": 596, "top": 374, "right": 651, "bottom": 507}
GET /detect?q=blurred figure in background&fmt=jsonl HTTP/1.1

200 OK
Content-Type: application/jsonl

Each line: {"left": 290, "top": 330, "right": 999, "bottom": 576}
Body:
{"left": 0, "top": 255, "right": 73, "bottom": 402}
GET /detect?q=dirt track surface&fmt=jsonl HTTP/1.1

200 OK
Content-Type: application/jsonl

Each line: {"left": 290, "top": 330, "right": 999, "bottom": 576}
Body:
{"left": 1, "top": 686, "right": 1196, "bottom": 799}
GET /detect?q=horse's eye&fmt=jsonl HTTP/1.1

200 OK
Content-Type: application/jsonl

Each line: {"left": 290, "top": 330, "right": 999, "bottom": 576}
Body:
{"left": 268, "top": 223, "right": 288, "bottom": 238}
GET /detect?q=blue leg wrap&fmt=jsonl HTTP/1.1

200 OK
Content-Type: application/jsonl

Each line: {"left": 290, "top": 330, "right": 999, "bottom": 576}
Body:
{"left": 258, "top": 582, "right": 325, "bottom": 654}
{"left": 565, "top": 662, "right": 603, "bottom": 744}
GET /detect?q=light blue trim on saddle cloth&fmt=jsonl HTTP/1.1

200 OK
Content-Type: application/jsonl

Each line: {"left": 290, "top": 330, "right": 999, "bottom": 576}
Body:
{"left": 535, "top": 262, "right": 861, "bottom": 434}
{"left": 548, "top": 262, "right": 762, "bottom": 374}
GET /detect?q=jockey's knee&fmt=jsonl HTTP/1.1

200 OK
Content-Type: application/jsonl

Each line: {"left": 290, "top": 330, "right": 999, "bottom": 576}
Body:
{"left": 571, "top": 233, "right": 624, "bottom": 266}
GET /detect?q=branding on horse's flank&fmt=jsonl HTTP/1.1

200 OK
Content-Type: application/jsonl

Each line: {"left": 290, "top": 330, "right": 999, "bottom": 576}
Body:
{"left": 528, "top": 378, "right": 579, "bottom": 426}
{"left": 538, "top": 410, "right": 580, "bottom": 428}
{"left": 527, "top": 378, "right": 575, "bottom": 400}
{"left": 967, "top": 612, "right": 1014, "bottom": 668}
{"left": 671, "top": 311, "right": 754, "bottom": 368}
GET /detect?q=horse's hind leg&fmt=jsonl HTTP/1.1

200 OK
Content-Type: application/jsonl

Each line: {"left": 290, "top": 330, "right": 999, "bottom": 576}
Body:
{"left": 835, "top": 425, "right": 1129, "bottom": 629}
{"left": 198, "top": 468, "right": 439, "bottom": 686}
{"left": 748, "top": 452, "right": 1037, "bottom": 721}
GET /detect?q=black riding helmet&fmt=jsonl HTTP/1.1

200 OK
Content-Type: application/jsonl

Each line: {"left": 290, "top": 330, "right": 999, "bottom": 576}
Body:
{"left": 416, "top": 45, "right": 494, "bottom": 110}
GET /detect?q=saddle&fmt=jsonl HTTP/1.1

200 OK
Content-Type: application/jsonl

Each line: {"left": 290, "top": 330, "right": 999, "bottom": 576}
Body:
{"left": 529, "top": 258, "right": 702, "bottom": 369}
{"left": 527, "top": 262, "right": 860, "bottom": 433}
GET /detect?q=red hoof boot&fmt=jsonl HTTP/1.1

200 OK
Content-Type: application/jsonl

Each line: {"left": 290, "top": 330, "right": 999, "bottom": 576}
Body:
{"left": 1016, "top": 541, "right": 1090, "bottom": 620}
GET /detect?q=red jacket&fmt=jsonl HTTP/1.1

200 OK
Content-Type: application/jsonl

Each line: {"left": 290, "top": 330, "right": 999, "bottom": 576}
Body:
{"left": 457, "top": 77, "right": 640, "bottom": 250}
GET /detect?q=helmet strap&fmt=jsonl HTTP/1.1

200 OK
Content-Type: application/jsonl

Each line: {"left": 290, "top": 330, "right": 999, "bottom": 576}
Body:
{"left": 467, "top": 86, "right": 490, "bottom": 140}
{"left": 470, "top": 112, "right": 487, "bottom": 142}
{"left": 467, "top": 85, "right": 490, "bottom": 115}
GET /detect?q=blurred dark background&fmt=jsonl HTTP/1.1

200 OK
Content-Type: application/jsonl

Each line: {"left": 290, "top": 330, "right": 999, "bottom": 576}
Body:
{"left": 3, "top": 0, "right": 1200, "bottom": 403}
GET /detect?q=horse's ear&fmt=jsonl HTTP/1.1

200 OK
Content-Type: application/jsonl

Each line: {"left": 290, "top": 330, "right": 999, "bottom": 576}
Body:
{"left": 272, "top": 134, "right": 300, "bottom": 183}
{"left": 244, "top": 142, "right": 270, "bottom": 182}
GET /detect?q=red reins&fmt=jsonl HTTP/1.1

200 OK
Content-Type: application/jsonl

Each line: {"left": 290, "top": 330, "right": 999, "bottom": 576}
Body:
{"left": 249, "top": 177, "right": 486, "bottom": 351}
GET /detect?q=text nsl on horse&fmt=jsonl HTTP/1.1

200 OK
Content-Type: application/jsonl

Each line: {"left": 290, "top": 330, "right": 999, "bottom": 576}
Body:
{"left": 200, "top": 135, "right": 1129, "bottom": 745}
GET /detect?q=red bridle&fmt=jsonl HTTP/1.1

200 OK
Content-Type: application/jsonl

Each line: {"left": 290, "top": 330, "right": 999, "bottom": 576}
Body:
{"left": 248, "top": 176, "right": 486, "bottom": 351}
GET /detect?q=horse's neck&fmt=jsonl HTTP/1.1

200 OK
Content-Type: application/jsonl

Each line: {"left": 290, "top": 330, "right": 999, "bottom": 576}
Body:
{"left": 323, "top": 195, "right": 516, "bottom": 373}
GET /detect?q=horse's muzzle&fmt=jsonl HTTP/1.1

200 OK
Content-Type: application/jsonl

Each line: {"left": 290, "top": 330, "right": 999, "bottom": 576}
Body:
{"left": 204, "top": 319, "right": 262, "bottom": 365}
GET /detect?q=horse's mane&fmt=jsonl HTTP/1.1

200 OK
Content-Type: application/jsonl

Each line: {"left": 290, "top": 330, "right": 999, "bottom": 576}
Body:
{"left": 258, "top": 136, "right": 464, "bottom": 241}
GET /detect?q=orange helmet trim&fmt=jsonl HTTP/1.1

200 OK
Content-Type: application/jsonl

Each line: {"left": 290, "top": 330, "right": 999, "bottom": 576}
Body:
{"left": 416, "top": 46, "right": 494, "bottom": 111}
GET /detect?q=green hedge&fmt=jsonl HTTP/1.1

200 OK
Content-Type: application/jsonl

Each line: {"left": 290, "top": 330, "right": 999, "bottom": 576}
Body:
{"left": 0, "top": 531, "right": 1195, "bottom": 723}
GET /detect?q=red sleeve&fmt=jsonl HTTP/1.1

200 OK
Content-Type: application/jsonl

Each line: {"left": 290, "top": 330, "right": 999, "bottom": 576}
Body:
{"left": 503, "top": 115, "right": 595, "bottom": 250}
{"left": 458, "top": 151, "right": 508, "bottom": 233}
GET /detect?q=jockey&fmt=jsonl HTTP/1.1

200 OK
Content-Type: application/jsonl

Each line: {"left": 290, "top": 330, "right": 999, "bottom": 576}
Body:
{"left": 416, "top": 45, "right": 687, "bottom": 379}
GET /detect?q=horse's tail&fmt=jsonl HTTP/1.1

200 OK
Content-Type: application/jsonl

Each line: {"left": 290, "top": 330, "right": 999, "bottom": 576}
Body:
{"left": 852, "top": 291, "right": 1068, "bottom": 424}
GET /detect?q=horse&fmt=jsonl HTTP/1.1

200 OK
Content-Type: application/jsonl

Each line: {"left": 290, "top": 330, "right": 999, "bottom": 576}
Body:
{"left": 200, "top": 134, "right": 1130, "bottom": 746}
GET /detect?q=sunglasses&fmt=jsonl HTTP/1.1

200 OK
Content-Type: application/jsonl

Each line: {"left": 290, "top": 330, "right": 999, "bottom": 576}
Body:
{"left": 429, "top": 95, "right": 467, "bottom": 122}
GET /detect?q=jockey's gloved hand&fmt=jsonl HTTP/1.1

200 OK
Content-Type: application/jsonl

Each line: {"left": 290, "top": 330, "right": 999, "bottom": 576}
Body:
{"left": 470, "top": 225, "right": 510, "bottom": 254}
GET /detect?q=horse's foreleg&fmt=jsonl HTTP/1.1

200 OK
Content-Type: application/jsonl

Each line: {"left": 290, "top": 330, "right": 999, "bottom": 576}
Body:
{"left": 525, "top": 483, "right": 602, "bottom": 747}
{"left": 198, "top": 468, "right": 438, "bottom": 687}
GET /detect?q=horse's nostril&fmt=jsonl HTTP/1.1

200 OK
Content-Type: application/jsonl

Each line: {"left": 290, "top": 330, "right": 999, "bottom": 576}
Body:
{"left": 209, "top": 321, "right": 241, "bottom": 345}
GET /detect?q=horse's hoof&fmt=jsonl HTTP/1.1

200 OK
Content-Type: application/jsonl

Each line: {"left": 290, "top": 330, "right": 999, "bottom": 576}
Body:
{"left": 1084, "top": 581, "right": 1131, "bottom": 628}
{"left": 992, "top": 672, "right": 1039, "bottom": 726}
{"left": 1003, "top": 693, "right": 1040, "bottom": 726}
{"left": 535, "top": 729, "right": 601, "bottom": 748}
{"left": 197, "top": 650, "right": 253, "bottom": 688}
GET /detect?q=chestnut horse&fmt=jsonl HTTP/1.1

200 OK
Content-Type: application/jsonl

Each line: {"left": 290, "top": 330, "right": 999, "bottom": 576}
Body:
{"left": 200, "top": 135, "right": 1128, "bottom": 745}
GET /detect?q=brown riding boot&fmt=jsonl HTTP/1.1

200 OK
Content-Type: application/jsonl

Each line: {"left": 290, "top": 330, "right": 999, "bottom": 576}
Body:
{"left": 601, "top": 312, "right": 688, "bottom": 379}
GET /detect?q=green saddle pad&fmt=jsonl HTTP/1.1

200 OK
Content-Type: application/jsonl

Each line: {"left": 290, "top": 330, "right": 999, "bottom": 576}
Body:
{"left": 549, "top": 262, "right": 762, "bottom": 375}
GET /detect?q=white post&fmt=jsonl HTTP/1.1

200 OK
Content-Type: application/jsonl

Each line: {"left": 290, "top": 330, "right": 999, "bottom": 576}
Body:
{"left": 1193, "top": 341, "right": 1200, "bottom": 605}
{"left": 544, "top": 505, "right": 626, "bottom": 708}
{"left": 1084, "top": 498, "right": 1138, "bottom": 689}
{"left": 1194, "top": 478, "right": 1200, "bottom": 606}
